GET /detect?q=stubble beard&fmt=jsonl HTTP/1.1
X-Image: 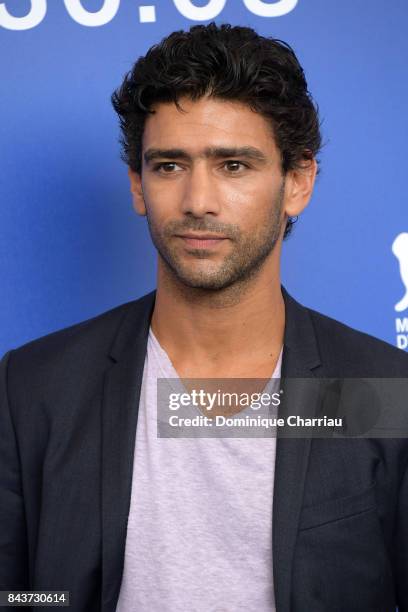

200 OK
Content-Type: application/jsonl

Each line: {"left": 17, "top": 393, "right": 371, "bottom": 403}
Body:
{"left": 145, "top": 180, "right": 285, "bottom": 294}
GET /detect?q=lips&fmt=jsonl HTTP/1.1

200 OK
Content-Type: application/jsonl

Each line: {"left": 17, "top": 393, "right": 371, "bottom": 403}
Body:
{"left": 176, "top": 233, "right": 227, "bottom": 249}
{"left": 177, "top": 233, "right": 227, "bottom": 240}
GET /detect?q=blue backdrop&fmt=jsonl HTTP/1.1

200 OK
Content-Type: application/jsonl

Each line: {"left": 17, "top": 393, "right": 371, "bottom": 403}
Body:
{"left": 1, "top": 0, "right": 407, "bottom": 355}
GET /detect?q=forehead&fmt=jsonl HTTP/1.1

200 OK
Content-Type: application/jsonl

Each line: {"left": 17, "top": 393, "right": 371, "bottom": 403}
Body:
{"left": 142, "top": 96, "right": 279, "bottom": 155}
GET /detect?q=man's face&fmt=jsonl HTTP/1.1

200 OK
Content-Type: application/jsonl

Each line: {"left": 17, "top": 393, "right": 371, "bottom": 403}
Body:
{"left": 130, "top": 96, "right": 304, "bottom": 291}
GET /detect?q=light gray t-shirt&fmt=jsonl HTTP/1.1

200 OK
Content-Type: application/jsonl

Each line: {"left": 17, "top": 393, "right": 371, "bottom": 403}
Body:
{"left": 115, "top": 328, "right": 282, "bottom": 612}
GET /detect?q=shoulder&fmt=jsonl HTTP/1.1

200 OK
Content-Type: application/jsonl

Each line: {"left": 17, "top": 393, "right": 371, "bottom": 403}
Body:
{"left": 2, "top": 291, "right": 154, "bottom": 383}
{"left": 307, "top": 306, "right": 408, "bottom": 376}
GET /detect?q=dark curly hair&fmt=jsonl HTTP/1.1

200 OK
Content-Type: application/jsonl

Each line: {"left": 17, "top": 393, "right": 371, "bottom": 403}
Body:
{"left": 111, "top": 22, "right": 321, "bottom": 239}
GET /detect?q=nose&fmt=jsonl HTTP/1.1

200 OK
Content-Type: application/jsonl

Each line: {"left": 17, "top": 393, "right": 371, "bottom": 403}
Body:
{"left": 180, "top": 162, "right": 221, "bottom": 218}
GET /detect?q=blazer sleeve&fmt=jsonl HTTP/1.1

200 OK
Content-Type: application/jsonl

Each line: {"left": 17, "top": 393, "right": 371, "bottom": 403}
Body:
{"left": 0, "top": 351, "right": 29, "bottom": 588}
{"left": 395, "top": 452, "right": 408, "bottom": 612}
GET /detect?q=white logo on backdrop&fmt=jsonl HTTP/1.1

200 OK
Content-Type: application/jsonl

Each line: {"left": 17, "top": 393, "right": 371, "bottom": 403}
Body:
{"left": 393, "top": 233, "right": 408, "bottom": 350}
{"left": 392, "top": 233, "right": 408, "bottom": 313}
{"left": 0, "top": 0, "right": 299, "bottom": 30}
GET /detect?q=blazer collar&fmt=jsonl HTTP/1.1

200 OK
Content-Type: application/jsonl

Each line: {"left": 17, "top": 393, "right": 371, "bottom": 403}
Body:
{"left": 102, "top": 285, "right": 322, "bottom": 612}
{"left": 281, "top": 285, "right": 321, "bottom": 375}
{"left": 108, "top": 290, "right": 156, "bottom": 363}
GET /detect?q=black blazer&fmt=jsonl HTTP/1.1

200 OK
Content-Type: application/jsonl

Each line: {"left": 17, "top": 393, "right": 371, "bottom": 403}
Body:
{"left": 1, "top": 287, "right": 407, "bottom": 612}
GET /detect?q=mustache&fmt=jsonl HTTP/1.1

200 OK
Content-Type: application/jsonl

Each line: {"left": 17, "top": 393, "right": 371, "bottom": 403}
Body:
{"left": 163, "top": 219, "right": 241, "bottom": 239}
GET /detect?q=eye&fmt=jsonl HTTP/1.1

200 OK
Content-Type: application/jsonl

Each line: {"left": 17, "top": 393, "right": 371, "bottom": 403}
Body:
{"left": 153, "top": 162, "right": 182, "bottom": 173}
{"left": 223, "top": 160, "right": 248, "bottom": 173}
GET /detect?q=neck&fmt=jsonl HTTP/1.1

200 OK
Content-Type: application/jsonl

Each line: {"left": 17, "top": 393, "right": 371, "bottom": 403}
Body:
{"left": 150, "top": 250, "right": 285, "bottom": 378}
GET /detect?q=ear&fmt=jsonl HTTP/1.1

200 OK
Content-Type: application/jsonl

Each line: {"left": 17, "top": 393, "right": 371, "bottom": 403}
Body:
{"left": 128, "top": 168, "right": 146, "bottom": 216}
{"left": 283, "top": 158, "right": 318, "bottom": 218}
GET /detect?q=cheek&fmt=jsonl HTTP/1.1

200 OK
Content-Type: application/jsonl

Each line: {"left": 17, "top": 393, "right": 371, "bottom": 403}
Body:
{"left": 143, "top": 179, "right": 182, "bottom": 210}
{"left": 141, "top": 180, "right": 177, "bottom": 222}
{"left": 219, "top": 179, "right": 279, "bottom": 218}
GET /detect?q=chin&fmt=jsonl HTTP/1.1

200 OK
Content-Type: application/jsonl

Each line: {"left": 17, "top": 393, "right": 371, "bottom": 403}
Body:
{"left": 162, "top": 254, "right": 244, "bottom": 291}
{"left": 178, "top": 276, "right": 231, "bottom": 291}
{"left": 174, "top": 267, "right": 244, "bottom": 291}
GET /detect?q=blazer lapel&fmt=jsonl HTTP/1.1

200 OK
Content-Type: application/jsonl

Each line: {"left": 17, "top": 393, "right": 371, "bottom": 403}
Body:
{"left": 273, "top": 287, "right": 322, "bottom": 612}
{"left": 101, "top": 291, "right": 156, "bottom": 612}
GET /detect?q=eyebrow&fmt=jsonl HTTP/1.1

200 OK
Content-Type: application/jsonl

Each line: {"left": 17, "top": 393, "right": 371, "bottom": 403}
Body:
{"left": 143, "top": 146, "right": 268, "bottom": 165}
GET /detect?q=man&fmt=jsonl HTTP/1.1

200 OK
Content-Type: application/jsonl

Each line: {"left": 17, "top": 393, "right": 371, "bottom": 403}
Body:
{"left": 1, "top": 22, "right": 407, "bottom": 612}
